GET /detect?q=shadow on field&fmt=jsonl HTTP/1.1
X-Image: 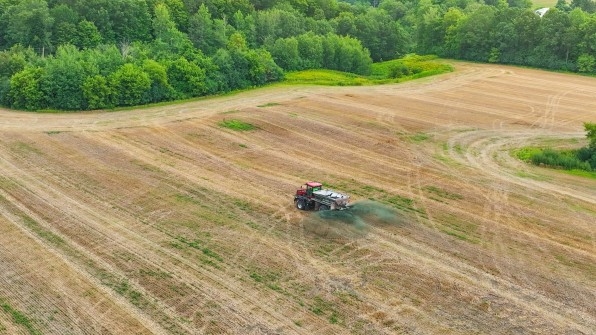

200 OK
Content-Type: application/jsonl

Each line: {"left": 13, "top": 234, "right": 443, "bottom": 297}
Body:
{"left": 303, "top": 201, "right": 408, "bottom": 239}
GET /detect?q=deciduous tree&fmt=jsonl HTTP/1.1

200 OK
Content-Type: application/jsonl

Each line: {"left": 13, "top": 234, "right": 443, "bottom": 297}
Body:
{"left": 585, "top": 122, "right": 596, "bottom": 150}
{"left": 142, "top": 59, "right": 175, "bottom": 103}
{"left": 3, "top": 0, "right": 54, "bottom": 53}
{"left": 82, "top": 75, "right": 112, "bottom": 109}
{"left": 167, "top": 57, "right": 206, "bottom": 97}
{"left": 109, "top": 63, "right": 151, "bottom": 106}
{"left": 42, "top": 44, "right": 88, "bottom": 110}
{"left": 10, "top": 66, "right": 46, "bottom": 110}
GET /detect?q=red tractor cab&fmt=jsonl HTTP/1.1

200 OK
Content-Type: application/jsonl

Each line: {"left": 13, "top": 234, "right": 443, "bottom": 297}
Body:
{"left": 296, "top": 181, "right": 322, "bottom": 197}
{"left": 294, "top": 182, "right": 323, "bottom": 210}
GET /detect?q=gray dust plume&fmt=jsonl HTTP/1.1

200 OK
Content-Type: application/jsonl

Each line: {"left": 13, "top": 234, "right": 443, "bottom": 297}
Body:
{"left": 303, "top": 201, "right": 407, "bottom": 239}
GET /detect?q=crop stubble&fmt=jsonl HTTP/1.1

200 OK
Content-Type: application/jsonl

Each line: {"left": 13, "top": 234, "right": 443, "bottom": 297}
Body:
{"left": 0, "top": 63, "right": 594, "bottom": 334}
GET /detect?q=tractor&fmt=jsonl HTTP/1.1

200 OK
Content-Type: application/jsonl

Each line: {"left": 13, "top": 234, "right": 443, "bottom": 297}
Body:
{"left": 294, "top": 181, "right": 350, "bottom": 211}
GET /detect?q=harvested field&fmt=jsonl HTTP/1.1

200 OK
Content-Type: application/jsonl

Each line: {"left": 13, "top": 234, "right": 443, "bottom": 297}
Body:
{"left": 0, "top": 62, "right": 594, "bottom": 334}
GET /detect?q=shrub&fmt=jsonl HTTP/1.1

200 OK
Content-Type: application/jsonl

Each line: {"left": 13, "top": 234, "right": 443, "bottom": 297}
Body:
{"left": 529, "top": 148, "right": 592, "bottom": 171}
{"left": 388, "top": 62, "right": 409, "bottom": 78}
{"left": 590, "top": 155, "right": 596, "bottom": 170}
{"left": 109, "top": 64, "right": 151, "bottom": 106}
{"left": 9, "top": 66, "right": 47, "bottom": 110}
{"left": 576, "top": 147, "right": 594, "bottom": 161}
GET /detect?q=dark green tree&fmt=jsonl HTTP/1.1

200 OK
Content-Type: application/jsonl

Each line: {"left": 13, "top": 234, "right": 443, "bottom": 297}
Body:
{"left": 74, "top": 0, "right": 151, "bottom": 43}
{"left": 352, "top": 7, "right": 410, "bottom": 61}
{"left": 212, "top": 48, "right": 235, "bottom": 91}
{"left": 255, "top": 8, "right": 306, "bottom": 44}
{"left": 577, "top": 53, "right": 595, "bottom": 72}
{"left": 451, "top": 5, "right": 497, "bottom": 61}
{"left": 0, "top": 49, "right": 28, "bottom": 78}
{"left": 142, "top": 59, "right": 175, "bottom": 103}
{"left": 188, "top": 4, "right": 227, "bottom": 54}
{"left": 0, "top": 45, "right": 33, "bottom": 106}
{"left": 72, "top": 0, "right": 113, "bottom": 41}
{"left": 214, "top": 33, "right": 281, "bottom": 90}
{"left": 76, "top": 20, "right": 102, "bottom": 49}
{"left": 200, "top": 0, "right": 254, "bottom": 19}
{"left": 245, "top": 48, "right": 283, "bottom": 85}
{"left": 0, "top": 77, "right": 11, "bottom": 106}
{"left": 251, "top": 0, "right": 276, "bottom": 10}
{"left": 233, "top": 10, "right": 257, "bottom": 46}
{"left": 333, "top": 11, "right": 356, "bottom": 36}
{"left": 82, "top": 74, "right": 113, "bottom": 109}
{"left": 110, "top": 0, "right": 152, "bottom": 42}
{"left": 297, "top": 32, "right": 324, "bottom": 68}
{"left": 510, "top": 9, "right": 540, "bottom": 61}
{"left": 167, "top": 57, "right": 207, "bottom": 97}
{"left": 42, "top": 44, "right": 88, "bottom": 110}
{"left": 442, "top": 7, "right": 465, "bottom": 58}
{"left": 82, "top": 44, "right": 124, "bottom": 77}
{"left": 152, "top": 3, "right": 194, "bottom": 58}
{"left": 507, "top": 0, "right": 532, "bottom": 9}
{"left": 571, "top": 0, "right": 596, "bottom": 13}
{"left": 379, "top": 0, "right": 407, "bottom": 20}
{"left": 53, "top": 22, "right": 78, "bottom": 46}
{"left": 322, "top": 33, "right": 371, "bottom": 74}
{"left": 556, "top": 0, "right": 572, "bottom": 11}
{"left": 109, "top": 63, "right": 151, "bottom": 106}
{"left": 534, "top": 9, "right": 574, "bottom": 68}
{"left": 10, "top": 66, "right": 47, "bottom": 110}
{"left": 268, "top": 37, "right": 301, "bottom": 70}
{"left": 416, "top": 6, "right": 446, "bottom": 55}
{"left": 3, "top": 0, "right": 54, "bottom": 53}
{"left": 50, "top": 4, "right": 79, "bottom": 47}
{"left": 161, "top": 0, "right": 189, "bottom": 32}
{"left": 576, "top": 11, "right": 596, "bottom": 58}
{"left": 304, "top": 16, "right": 335, "bottom": 35}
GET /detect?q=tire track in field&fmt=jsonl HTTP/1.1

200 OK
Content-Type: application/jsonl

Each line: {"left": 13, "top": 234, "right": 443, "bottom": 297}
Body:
{"left": 0, "top": 190, "right": 162, "bottom": 335}
{"left": 39, "top": 131, "right": 336, "bottom": 333}
{"left": 84, "top": 130, "right": 378, "bottom": 334}
{"left": 86, "top": 126, "right": 455, "bottom": 333}
{"left": 0, "top": 154, "right": 183, "bottom": 335}
{"left": 450, "top": 129, "right": 596, "bottom": 205}
{"left": 364, "top": 225, "right": 595, "bottom": 334}
{"left": 0, "top": 144, "right": 312, "bottom": 334}
{"left": 446, "top": 130, "right": 595, "bottom": 254}
{"left": 0, "top": 148, "right": 234, "bottom": 335}
{"left": 441, "top": 128, "right": 595, "bottom": 315}
{"left": 0, "top": 215, "right": 146, "bottom": 335}
{"left": 84, "top": 129, "right": 366, "bottom": 333}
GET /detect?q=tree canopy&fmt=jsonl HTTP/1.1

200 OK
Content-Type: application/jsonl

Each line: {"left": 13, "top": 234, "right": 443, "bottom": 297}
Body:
{"left": 0, "top": 0, "right": 595, "bottom": 110}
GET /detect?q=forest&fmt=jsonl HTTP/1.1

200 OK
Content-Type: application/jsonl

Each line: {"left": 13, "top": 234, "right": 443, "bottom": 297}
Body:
{"left": 0, "top": 0, "right": 595, "bottom": 110}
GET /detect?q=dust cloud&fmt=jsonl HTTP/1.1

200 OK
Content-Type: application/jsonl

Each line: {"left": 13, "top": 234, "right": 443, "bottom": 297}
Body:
{"left": 303, "top": 201, "right": 408, "bottom": 239}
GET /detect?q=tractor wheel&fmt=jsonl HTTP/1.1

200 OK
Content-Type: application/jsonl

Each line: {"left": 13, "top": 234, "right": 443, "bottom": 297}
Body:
{"left": 318, "top": 204, "right": 330, "bottom": 211}
{"left": 296, "top": 199, "right": 306, "bottom": 210}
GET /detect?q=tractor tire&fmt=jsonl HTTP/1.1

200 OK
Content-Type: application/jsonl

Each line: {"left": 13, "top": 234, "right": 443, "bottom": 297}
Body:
{"left": 296, "top": 199, "right": 306, "bottom": 210}
{"left": 318, "top": 204, "right": 330, "bottom": 211}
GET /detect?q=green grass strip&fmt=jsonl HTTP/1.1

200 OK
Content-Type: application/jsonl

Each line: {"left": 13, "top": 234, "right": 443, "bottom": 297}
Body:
{"left": 0, "top": 299, "right": 40, "bottom": 335}
{"left": 218, "top": 119, "right": 256, "bottom": 131}
{"left": 284, "top": 54, "right": 453, "bottom": 86}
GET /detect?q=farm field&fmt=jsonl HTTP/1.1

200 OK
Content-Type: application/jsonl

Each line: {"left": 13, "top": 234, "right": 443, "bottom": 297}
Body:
{"left": 0, "top": 62, "right": 595, "bottom": 334}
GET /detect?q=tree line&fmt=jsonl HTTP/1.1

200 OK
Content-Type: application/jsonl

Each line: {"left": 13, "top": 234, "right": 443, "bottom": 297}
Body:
{"left": 0, "top": 0, "right": 595, "bottom": 110}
